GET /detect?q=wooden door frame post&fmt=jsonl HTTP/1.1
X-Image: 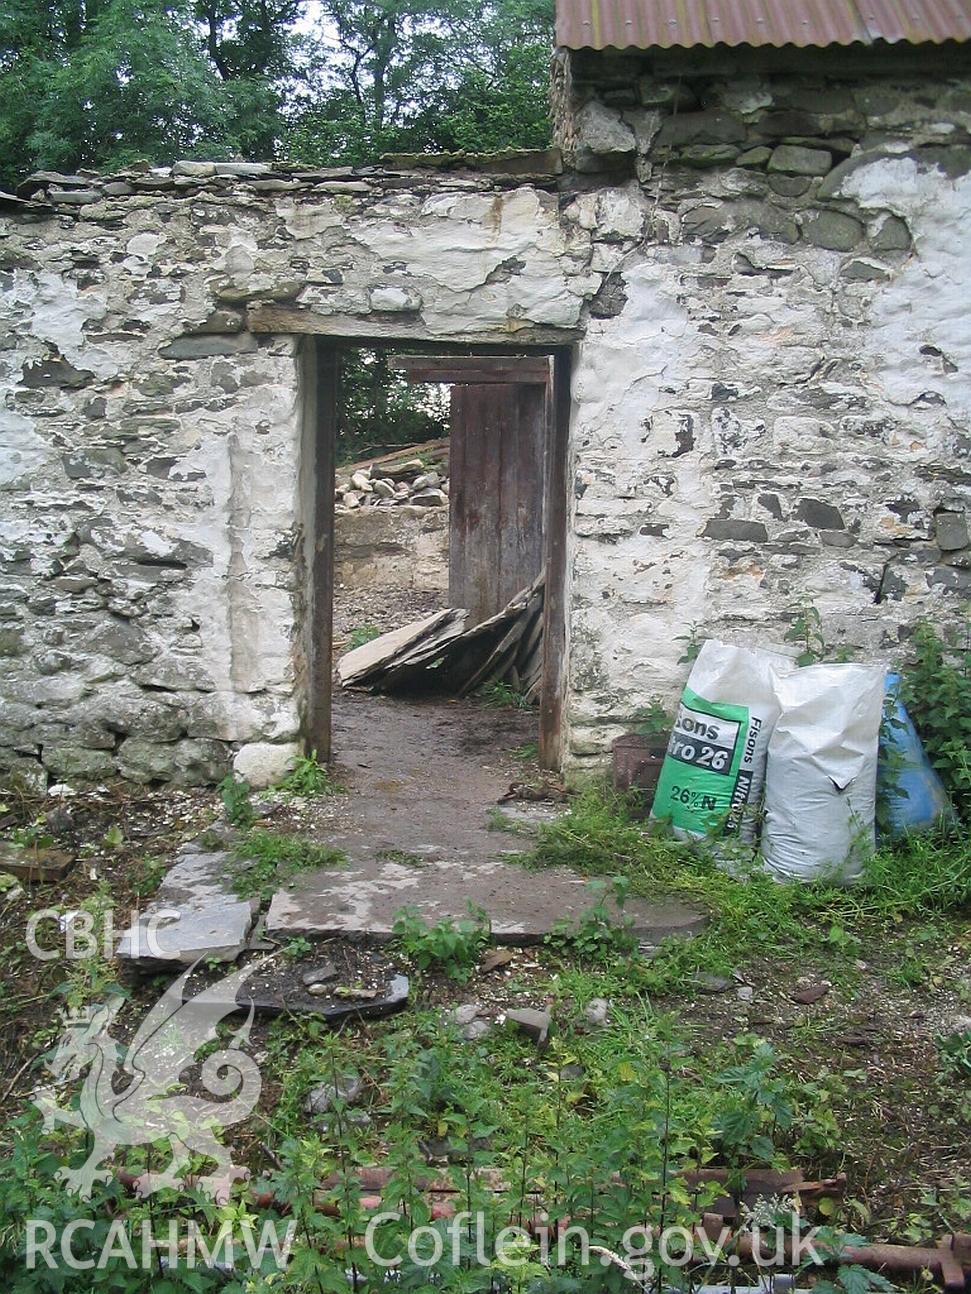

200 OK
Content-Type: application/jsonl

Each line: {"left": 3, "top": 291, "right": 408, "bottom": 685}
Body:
{"left": 539, "top": 346, "right": 572, "bottom": 771}
{"left": 298, "top": 337, "right": 337, "bottom": 760}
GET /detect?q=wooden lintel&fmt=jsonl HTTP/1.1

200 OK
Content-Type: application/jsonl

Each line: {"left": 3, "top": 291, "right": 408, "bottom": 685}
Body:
{"left": 389, "top": 355, "right": 552, "bottom": 385}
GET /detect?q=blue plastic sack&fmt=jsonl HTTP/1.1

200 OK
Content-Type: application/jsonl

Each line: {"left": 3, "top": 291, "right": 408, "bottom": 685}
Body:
{"left": 877, "top": 671, "right": 953, "bottom": 839}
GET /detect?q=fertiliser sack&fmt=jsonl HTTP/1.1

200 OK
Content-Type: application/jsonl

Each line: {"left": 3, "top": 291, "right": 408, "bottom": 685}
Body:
{"left": 651, "top": 640, "right": 796, "bottom": 841}
{"left": 762, "top": 664, "right": 885, "bottom": 884}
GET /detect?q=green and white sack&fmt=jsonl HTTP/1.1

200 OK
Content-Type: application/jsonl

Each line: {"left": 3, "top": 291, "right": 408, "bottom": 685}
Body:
{"left": 651, "top": 640, "right": 795, "bottom": 840}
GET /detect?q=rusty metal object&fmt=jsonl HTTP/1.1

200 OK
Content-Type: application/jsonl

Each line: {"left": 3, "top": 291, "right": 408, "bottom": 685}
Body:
{"left": 700, "top": 1213, "right": 971, "bottom": 1292}
{"left": 555, "top": 0, "right": 971, "bottom": 52}
{"left": 612, "top": 733, "right": 668, "bottom": 816}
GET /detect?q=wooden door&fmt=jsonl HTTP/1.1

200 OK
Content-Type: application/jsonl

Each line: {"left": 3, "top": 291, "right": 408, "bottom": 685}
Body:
{"left": 390, "top": 355, "right": 551, "bottom": 625}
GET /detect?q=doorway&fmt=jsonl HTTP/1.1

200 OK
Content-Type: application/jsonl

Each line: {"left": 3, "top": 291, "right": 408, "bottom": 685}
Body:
{"left": 298, "top": 339, "right": 571, "bottom": 771}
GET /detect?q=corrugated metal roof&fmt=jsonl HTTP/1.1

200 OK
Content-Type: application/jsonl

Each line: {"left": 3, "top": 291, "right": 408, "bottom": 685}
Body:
{"left": 556, "top": 0, "right": 971, "bottom": 51}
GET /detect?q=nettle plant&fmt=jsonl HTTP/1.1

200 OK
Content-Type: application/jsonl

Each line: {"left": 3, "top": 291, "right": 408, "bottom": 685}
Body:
{"left": 393, "top": 903, "right": 492, "bottom": 981}
{"left": 901, "top": 618, "right": 971, "bottom": 821}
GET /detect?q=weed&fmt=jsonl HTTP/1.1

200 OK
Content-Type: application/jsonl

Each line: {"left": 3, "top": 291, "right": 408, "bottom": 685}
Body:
{"left": 513, "top": 740, "right": 539, "bottom": 763}
{"left": 938, "top": 1026, "right": 971, "bottom": 1081}
{"left": 900, "top": 618, "right": 971, "bottom": 820}
{"left": 784, "top": 600, "right": 857, "bottom": 665}
{"left": 345, "top": 623, "right": 382, "bottom": 651}
{"left": 545, "top": 877, "right": 638, "bottom": 963}
{"left": 677, "top": 622, "right": 704, "bottom": 664}
{"left": 132, "top": 855, "right": 166, "bottom": 898}
{"left": 631, "top": 698, "right": 671, "bottom": 736}
{"left": 231, "top": 828, "right": 346, "bottom": 901}
{"left": 9, "top": 818, "right": 54, "bottom": 850}
{"left": 281, "top": 934, "right": 314, "bottom": 960}
{"left": 393, "top": 903, "right": 491, "bottom": 981}
{"left": 485, "top": 806, "right": 533, "bottom": 835}
{"left": 279, "top": 749, "right": 341, "bottom": 796}
{"left": 376, "top": 848, "right": 425, "bottom": 866}
{"left": 218, "top": 772, "right": 254, "bottom": 828}
{"left": 513, "top": 784, "right": 971, "bottom": 991}
{"left": 478, "top": 680, "right": 533, "bottom": 710}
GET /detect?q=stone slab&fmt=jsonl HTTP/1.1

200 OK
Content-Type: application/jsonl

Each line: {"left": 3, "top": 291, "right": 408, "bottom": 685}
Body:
{"left": 116, "top": 845, "right": 257, "bottom": 970}
{"left": 266, "top": 858, "right": 704, "bottom": 944}
{"left": 265, "top": 693, "right": 706, "bottom": 946}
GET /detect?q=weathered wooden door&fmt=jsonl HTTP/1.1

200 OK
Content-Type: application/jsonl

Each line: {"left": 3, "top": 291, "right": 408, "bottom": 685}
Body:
{"left": 391, "top": 356, "right": 551, "bottom": 624}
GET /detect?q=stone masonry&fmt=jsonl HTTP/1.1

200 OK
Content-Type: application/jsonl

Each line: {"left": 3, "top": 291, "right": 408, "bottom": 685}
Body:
{"left": 2, "top": 41, "right": 971, "bottom": 784}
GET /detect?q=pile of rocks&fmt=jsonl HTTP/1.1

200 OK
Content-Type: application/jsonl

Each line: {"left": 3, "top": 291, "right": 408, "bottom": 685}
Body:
{"left": 336, "top": 443, "right": 449, "bottom": 511}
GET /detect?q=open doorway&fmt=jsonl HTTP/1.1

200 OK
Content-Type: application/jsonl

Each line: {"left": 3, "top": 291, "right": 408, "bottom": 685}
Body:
{"left": 298, "top": 339, "right": 571, "bottom": 774}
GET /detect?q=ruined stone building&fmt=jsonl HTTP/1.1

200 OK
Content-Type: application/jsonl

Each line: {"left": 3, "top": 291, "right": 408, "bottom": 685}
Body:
{"left": 2, "top": 0, "right": 970, "bottom": 787}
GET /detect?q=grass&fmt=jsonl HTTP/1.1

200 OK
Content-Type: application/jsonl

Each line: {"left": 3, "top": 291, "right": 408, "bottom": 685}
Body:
{"left": 511, "top": 784, "right": 971, "bottom": 986}
{"left": 376, "top": 848, "right": 426, "bottom": 867}
{"left": 279, "top": 750, "right": 342, "bottom": 796}
{"left": 477, "top": 680, "right": 534, "bottom": 710}
{"left": 230, "top": 827, "right": 346, "bottom": 901}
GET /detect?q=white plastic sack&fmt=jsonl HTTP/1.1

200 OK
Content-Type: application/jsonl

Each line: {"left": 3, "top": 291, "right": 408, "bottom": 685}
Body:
{"left": 651, "top": 640, "right": 796, "bottom": 841}
{"left": 762, "top": 664, "right": 886, "bottom": 884}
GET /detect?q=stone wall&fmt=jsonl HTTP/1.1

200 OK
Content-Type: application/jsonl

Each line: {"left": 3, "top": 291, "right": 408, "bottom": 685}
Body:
{"left": 0, "top": 159, "right": 594, "bottom": 787}
{"left": 3, "top": 44, "right": 971, "bottom": 784}
{"left": 335, "top": 506, "right": 448, "bottom": 597}
{"left": 553, "top": 43, "right": 971, "bottom": 769}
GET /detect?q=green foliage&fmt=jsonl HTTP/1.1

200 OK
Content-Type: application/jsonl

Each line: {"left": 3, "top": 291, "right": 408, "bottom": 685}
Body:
{"left": 286, "top": 0, "right": 553, "bottom": 170}
{"left": 900, "top": 618, "right": 971, "bottom": 820}
{"left": 677, "top": 622, "right": 704, "bottom": 665}
{"left": 393, "top": 903, "right": 491, "bottom": 980}
{"left": 9, "top": 817, "right": 54, "bottom": 850}
{"left": 338, "top": 348, "right": 449, "bottom": 463}
{"left": 344, "top": 622, "right": 383, "bottom": 651}
{"left": 631, "top": 698, "right": 671, "bottom": 737}
{"left": 279, "top": 749, "right": 341, "bottom": 796}
{"left": 231, "top": 827, "right": 346, "bottom": 899}
{"left": 938, "top": 1025, "right": 971, "bottom": 1081}
{"left": 1, "top": 0, "right": 553, "bottom": 187}
{"left": 218, "top": 771, "right": 254, "bottom": 828}
{"left": 784, "top": 600, "right": 857, "bottom": 666}
{"left": 478, "top": 680, "right": 534, "bottom": 710}
{"left": 545, "top": 876, "right": 638, "bottom": 963}
{"left": 514, "top": 784, "right": 971, "bottom": 990}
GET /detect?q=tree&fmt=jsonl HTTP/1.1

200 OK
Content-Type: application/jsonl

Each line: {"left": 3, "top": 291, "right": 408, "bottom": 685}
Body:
{"left": 0, "top": 0, "right": 296, "bottom": 184}
{"left": 338, "top": 349, "right": 450, "bottom": 465}
{"left": 285, "top": 0, "right": 553, "bottom": 165}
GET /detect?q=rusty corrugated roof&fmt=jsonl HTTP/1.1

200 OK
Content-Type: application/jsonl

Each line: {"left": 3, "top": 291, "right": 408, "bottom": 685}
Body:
{"left": 555, "top": 0, "right": 971, "bottom": 51}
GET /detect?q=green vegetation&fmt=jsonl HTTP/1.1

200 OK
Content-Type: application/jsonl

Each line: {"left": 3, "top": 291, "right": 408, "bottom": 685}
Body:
{"left": 279, "top": 750, "right": 342, "bottom": 796}
{"left": 513, "top": 785, "right": 970, "bottom": 987}
{"left": 0, "top": 0, "right": 554, "bottom": 187}
{"left": 900, "top": 618, "right": 971, "bottom": 820}
{"left": 343, "top": 622, "right": 383, "bottom": 652}
{"left": 478, "top": 679, "right": 534, "bottom": 710}
{"left": 231, "top": 827, "right": 346, "bottom": 900}
{"left": 544, "top": 876, "right": 638, "bottom": 963}
{"left": 218, "top": 771, "right": 254, "bottom": 828}
{"left": 392, "top": 903, "right": 491, "bottom": 981}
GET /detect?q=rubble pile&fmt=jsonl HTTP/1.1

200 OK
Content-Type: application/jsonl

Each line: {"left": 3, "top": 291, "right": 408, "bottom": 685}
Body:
{"left": 336, "top": 440, "right": 449, "bottom": 511}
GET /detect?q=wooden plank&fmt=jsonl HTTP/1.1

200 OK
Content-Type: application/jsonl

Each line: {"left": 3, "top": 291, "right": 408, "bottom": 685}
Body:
{"left": 390, "top": 355, "right": 551, "bottom": 385}
{"left": 337, "top": 609, "right": 462, "bottom": 686}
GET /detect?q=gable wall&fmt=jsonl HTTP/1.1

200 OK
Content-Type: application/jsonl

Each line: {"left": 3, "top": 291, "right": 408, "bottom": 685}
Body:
{"left": 3, "top": 43, "right": 971, "bottom": 785}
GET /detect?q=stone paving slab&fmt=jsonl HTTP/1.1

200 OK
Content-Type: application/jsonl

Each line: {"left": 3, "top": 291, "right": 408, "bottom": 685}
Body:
{"left": 116, "top": 845, "right": 257, "bottom": 971}
{"left": 265, "top": 694, "right": 706, "bottom": 947}
{"left": 266, "top": 853, "right": 704, "bottom": 945}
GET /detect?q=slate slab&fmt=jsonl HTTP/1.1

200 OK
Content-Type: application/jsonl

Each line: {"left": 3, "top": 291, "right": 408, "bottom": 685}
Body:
{"left": 116, "top": 844, "right": 257, "bottom": 971}
{"left": 266, "top": 853, "right": 705, "bottom": 946}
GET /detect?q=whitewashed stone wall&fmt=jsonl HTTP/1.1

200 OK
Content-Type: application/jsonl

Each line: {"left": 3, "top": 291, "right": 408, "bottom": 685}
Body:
{"left": 3, "top": 47, "right": 971, "bottom": 785}
{"left": 556, "top": 47, "right": 971, "bottom": 768}
{"left": 0, "top": 164, "right": 594, "bottom": 786}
